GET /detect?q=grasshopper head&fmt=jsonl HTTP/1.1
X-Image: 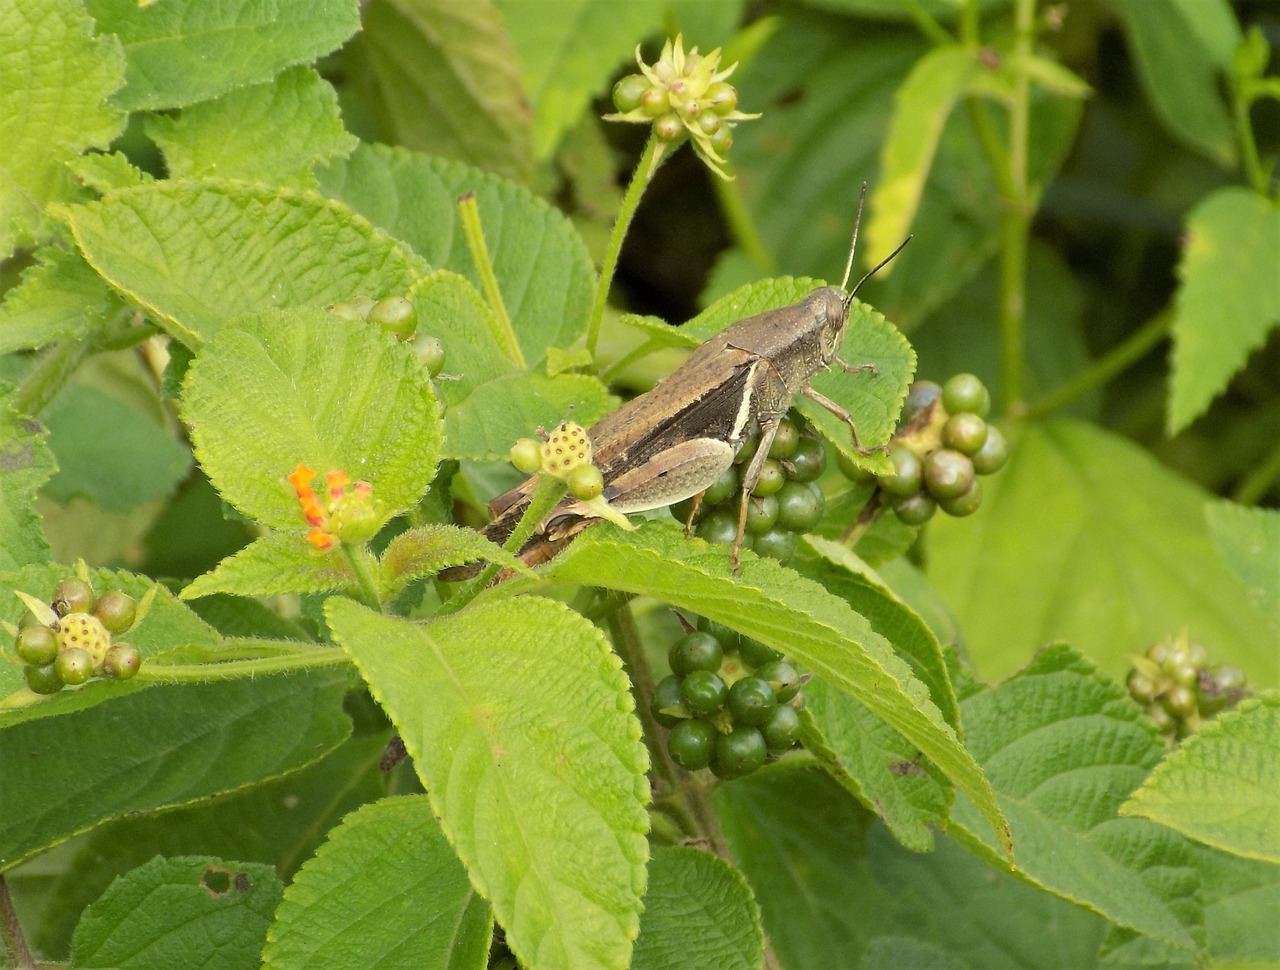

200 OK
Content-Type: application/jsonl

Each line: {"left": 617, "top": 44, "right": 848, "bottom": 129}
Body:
{"left": 813, "top": 286, "right": 850, "bottom": 363}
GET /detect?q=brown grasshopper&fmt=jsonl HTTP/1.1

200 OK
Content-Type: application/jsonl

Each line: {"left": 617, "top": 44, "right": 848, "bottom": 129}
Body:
{"left": 453, "top": 194, "right": 906, "bottom": 576}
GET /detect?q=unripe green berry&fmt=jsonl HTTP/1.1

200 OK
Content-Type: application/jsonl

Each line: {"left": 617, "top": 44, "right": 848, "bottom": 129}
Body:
{"left": 901, "top": 381, "right": 943, "bottom": 422}
{"left": 938, "top": 478, "right": 983, "bottom": 517}
{"left": 52, "top": 577, "right": 94, "bottom": 617}
{"left": 893, "top": 491, "right": 937, "bottom": 526}
{"left": 744, "top": 495, "right": 780, "bottom": 535}
{"left": 738, "top": 637, "right": 783, "bottom": 668}
{"left": 923, "top": 449, "right": 976, "bottom": 500}
{"left": 654, "top": 112, "right": 683, "bottom": 140}
{"left": 640, "top": 86, "right": 668, "bottom": 117}
{"left": 1162, "top": 685, "right": 1197, "bottom": 719}
{"left": 750, "top": 527, "right": 797, "bottom": 564}
{"left": 613, "top": 73, "right": 650, "bottom": 113}
{"left": 652, "top": 674, "right": 687, "bottom": 728}
{"left": 734, "top": 435, "right": 758, "bottom": 466}
{"left": 1146, "top": 702, "right": 1177, "bottom": 733}
{"left": 761, "top": 704, "right": 800, "bottom": 752}
{"left": 727, "top": 676, "right": 778, "bottom": 726}
{"left": 697, "top": 511, "right": 740, "bottom": 548}
{"left": 942, "top": 413, "right": 989, "bottom": 456}
{"left": 705, "top": 81, "right": 738, "bottom": 115}
{"left": 414, "top": 334, "right": 447, "bottom": 377}
{"left": 668, "top": 718, "right": 717, "bottom": 771}
{"left": 785, "top": 436, "right": 827, "bottom": 482}
{"left": 326, "top": 297, "right": 375, "bottom": 321}
{"left": 15, "top": 624, "right": 58, "bottom": 665}
{"left": 835, "top": 449, "right": 876, "bottom": 483}
{"left": 103, "top": 643, "right": 142, "bottom": 680}
{"left": 1127, "top": 670, "right": 1158, "bottom": 705}
{"left": 776, "top": 481, "right": 823, "bottom": 533}
{"left": 768, "top": 420, "right": 800, "bottom": 460}
{"left": 55, "top": 647, "right": 94, "bottom": 686}
{"left": 681, "top": 670, "right": 727, "bottom": 714}
{"left": 368, "top": 296, "right": 417, "bottom": 340}
{"left": 714, "top": 726, "right": 767, "bottom": 778}
{"left": 696, "top": 110, "right": 722, "bottom": 135}
{"left": 568, "top": 464, "right": 604, "bottom": 501}
{"left": 697, "top": 615, "right": 741, "bottom": 653}
{"left": 751, "top": 460, "right": 786, "bottom": 497}
{"left": 971, "top": 425, "right": 1009, "bottom": 475}
{"left": 941, "top": 373, "right": 991, "bottom": 418}
{"left": 25, "top": 662, "right": 63, "bottom": 695}
{"left": 703, "top": 466, "right": 739, "bottom": 506}
{"left": 708, "top": 126, "right": 733, "bottom": 155}
{"left": 509, "top": 438, "right": 543, "bottom": 474}
{"left": 755, "top": 660, "right": 801, "bottom": 702}
{"left": 93, "top": 591, "right": 136, "bottom": 635}
{"left": 669, "top": 632, "right": 723, "bottom": 676}
{"left": 878, "top": 444, "right": 923, "bottom": 497}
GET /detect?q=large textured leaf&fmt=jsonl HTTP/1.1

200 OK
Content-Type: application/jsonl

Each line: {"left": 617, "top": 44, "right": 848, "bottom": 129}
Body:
{"left": 71, "top": 856, "right": 282, "bottom": 970}
{"left": 349, "top": 0, "right": 532, "bottom": 182}
{"left": 327, "top": 597, "right": 649, "bottom": 970}
{"left": 0, "top": 246, "right": 122, "bottom": 355}
{"left": 181, "top": 535, "right": 356, "bottom": 601}
{"left": 536, "top": 522, "right": 1012, "bottom": 859}
{"left": 181, "top": 309, "right": 442, "bottom": 531}
{"left": 927, "top": 419, "right": 1276, "bottom": 686}
{"left": 264, "top": 796, "right": 492, "bottom": 970}
{"left": 949, "top": 645, "right": 1203, "bottom": 955}
{"left": 0, "top": 0, "right": 124, "bottom": 255}
{"left": 1122, "top": 696, "right": 1280, "bottom": 864}
{"left": 1205, "top": 501, "right": 1280, "bottom": 628}
{"left": 84, "top": 0, "right": 360, "bottom": 111}
{"left": 0, "top": 409, "right": 55, "bottom": 570}
{"left": 1168, "top": 188, "right": 1280, "bottom": 433}
{"left": 59, "top": 178, "right": 429, "bottom": 346}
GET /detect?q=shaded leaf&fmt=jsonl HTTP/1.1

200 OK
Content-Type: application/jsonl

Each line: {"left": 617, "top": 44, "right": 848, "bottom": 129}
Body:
{"left": 0, "top": 409, "right": 55, "bottom": 570}
{"left": 0, "top": 246, "right": 121, "bottom": 355}
{"left": 181, "top": 535, "right": 356, "bottom": 601}
{"left": 379, "top": 524, "right": 532, "bottom": 600}
{"left": 1205, "top": 501, "right": 1280, "bottom": 628}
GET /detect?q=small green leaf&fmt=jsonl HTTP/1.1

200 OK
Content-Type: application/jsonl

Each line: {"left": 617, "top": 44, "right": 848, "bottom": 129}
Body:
{"left": 348, "top": 0, "right": 532, "bottom": 183}
{"left": 263, "top": 796, "right": 492, "bottom": 970}
{"left": 0, "top": 0, "right": 125, "bottom": 255}
{"left": 1205, "top": 501, "right": 1280, "bottom": 628}
{"left": 327, "top": 596, "right": 649, "bottom": 970}
{"left": 181, "top": 535, "right": 355, "bottom": 601}
{"left": 0, "top": 408, "right": 55, "bottom": 570}
{"left": 181, "top": 309, "right": 442, "bottom": 531}
{"left": 60, "top": 178, "right": 430, "bottom": 346}
{"left": 0, "top": 246, "right": 121, "bottom": 354}
{"left": 85, "top": 0, "right": 360, "bottom": 111}
{"left": 71, "top": 856, "right": 282, "bottom": 970}
{"left": 65, "top": 151, "right": 150, "bottom": 194}
{"left": 146, "top": 67, "right": 358, "bottom": 188}
{"left": 1121, "top": 696, "right": 1280, "bottom": 864}
{"left": 379, "top": 524, "right": 532, "bottom": 600}
{"left": 1168, "top": 188, "right": 1280, "bottom": 433}
{"left": 631, "top": 847, "right": 763, "bottom": 970}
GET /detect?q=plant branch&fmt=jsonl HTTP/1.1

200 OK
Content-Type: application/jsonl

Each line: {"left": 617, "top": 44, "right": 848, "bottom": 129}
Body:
{"left": 458, "top": 192, "right": 525, "bottom": 369}
{"left": 137, "top": 647, "right": 351, "bottom": 683}
{"left": 0, "top": 877, "right": 34, "bottom": 970}
{"left": 341, "top": 543, "right": 383, "bottom": 611}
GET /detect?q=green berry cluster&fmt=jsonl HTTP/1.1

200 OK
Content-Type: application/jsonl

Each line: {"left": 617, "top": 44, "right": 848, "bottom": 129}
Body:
{"left": 1127, "top": 632, "right": 1250, "bottom": 742}
{"left": 653, "top": 616, "right": 806, "bottom": 778}
{"left": 10, "top": 578, "right": 142, "bottom": 696}
{"left": 844, "top": 373, "right": 1008, "bottom": 524}
{"left": 672, "top": 412, "right": 826, "bottom": 566}
{"left": 327, "top": 295, "right": 445, "bottom": 376}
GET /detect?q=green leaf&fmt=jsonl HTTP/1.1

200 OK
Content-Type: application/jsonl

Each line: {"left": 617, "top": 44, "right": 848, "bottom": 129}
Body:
{"left": 181, "top": 535, "right": 356, "bottom": 601}
{"left": 1121, "top": 696, "right": 1280, "bottom": 864}
{"left": 1168, "top": 188, "right": 1280, "bottom": 433}
{"left": 347, "top": 0, "right": 532, "bottom": 182}
{"left": 84, "top": 0, "right": 360, "bottom": 111}
{"left": 949, "top": 645, "right": 1203, "bottom": 955}
{"left": 536, "top": 521, "right": 1012, "bottom": 859}
{"left": 71, "top": 856, "right": 282, "bottom": 970}
{"left": 43, "top": 384, "right": 191, "bottom": 512}
{"left": 181, "top": 309, "right": 442, "bottom": 531}
{"left": 0, "top": 408, "right": 55, "bottom": 570}
{"left": 59, "top": 178, "right": 430, "bottom": 347}
{"left": 1192, "top": 842, "right": 1280, "bottom": 966}
{"left": 0, "top": 246, "right": 121, "bottom": 355}
{"left": 494, "top": 0, "right": 665, "bottom": 157}
{"left": 327, "top": 596, "right": 649, "bottom": 970}
{"left": 379, "top": 524, "right": 532, "bottom": 600}
{"left": 0, "top": 671, "right": 351, "bottom": 869}
{"left": 1112, "top": 0, "right": 1238, "bottom": 164}
{"left": 145, "top": 67, "right": 358, "bottom": 188}
{"left": 263, "top": 795, "right": 492, "bottom": 970}
{"left": 714, "top": 764, "right": 1107, "bottom": 970}
{"left": 631, "top": 847, "right": 763, "bottom": 970}
{"left": 1205, "top": 501, "right": 1280, "bottom": 628}
{"left": 927, "top": 420, "right": 1277, "bottom": 686}
{"left": 66, "top": 150, "right": 150, "bottom": 194}
{"left": 317, "top": 146, "right": 597, "bottom": 367}
{"left": 0, "top": 0, "right": 125, "bottom": 255}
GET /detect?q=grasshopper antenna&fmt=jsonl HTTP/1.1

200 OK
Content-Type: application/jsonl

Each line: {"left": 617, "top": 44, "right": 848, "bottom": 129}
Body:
{"left": 838, "top": 183, "right": 868, "bottom": 293}
{"left": 848, "top": 234, "right": 912, "bottom": 303}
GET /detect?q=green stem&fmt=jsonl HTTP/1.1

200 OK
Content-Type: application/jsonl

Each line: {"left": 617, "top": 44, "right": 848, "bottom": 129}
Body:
{"left": 0, "top": 877, "right": 34, "bottom": 970}
{"left": 1023, "top": 309, "right": 1173, "bottom": 420}
{"left": 1233, "top": 438, "right": 1280, "bottom": 505}
{"left": 901, "top": 0, "right": 955, "bottom": 45}
{"left": 602, "top": 595, "right": 678, "bottom": 792}
{"left": 13, "top": 339, "right": 89, "bottom": 417}
{"left": 341, "top": 543, "right": 383, "bottom": 611}
{"left": 1232, "top": 89, "right": 1268, "bottom": 196}
{"left": 137, "top": 647, "right": 351, "bottom": 684}
{"left": 458, "top": 192, "right": 525, "bottom": 369}
{"left": 586, "top": 132, "right": 668, "bottom": 359}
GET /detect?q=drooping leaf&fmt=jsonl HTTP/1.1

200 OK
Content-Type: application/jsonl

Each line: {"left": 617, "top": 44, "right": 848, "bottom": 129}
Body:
{"left": 83, "top": 0, "right": 360, "bottom": 111}
{"left": 0, "top": 408, "right": 55, "bottom": 570}
{"left": 379, "top": 524, "right": 533, "bottom": 600}
{"left": 0, "top": 0, "right": 125, "bottom": 255}
{"left": 1205, "top": 501, "right": 1280, "bottom": 628}
{"left": 71, "top": 856, "right": 282, "bottom": 970}
{"left": 1168, "top": 188, "right": 1280, "bottom": 433}
{"left": 327, "top": 596, "right": 650, "bottom": 970}
{"left": 348, "top": 0, "right": 532, "bottom": 182}
{"left": 1121, "top": 696, "right": 1280, "bottom": 864}
{"left": 0, "top": 246, "right": 122, "bottom": 355}
{"left": 927, "top": 419, "right": 1277, "bottom": 686}
{"left": 59, "top": 178, "right": 429, "bottom": 346}
{"left": 263, "top": 796, "right": 492, "bottom": 970}
{"left": 181, "top": 309, "right": 442, "bottom": 531}
{"left": 181, "top": 535, "right": 356, "bottom": 601}
{"left": 145, "top": 66, "right": 358, "bottom": 188}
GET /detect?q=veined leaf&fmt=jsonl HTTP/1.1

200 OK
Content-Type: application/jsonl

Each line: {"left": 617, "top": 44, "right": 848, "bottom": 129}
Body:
{"left": 379, "top": 524, "right": 533, "bottom": 601}
{"left": 0, "top": 408, "right": 56, "bottom": 570}
{"left": 181, "top": 535, "right": 356, "bottom": 601}
{"left": 0, "top": 246, "right": 121, "bottom": 355}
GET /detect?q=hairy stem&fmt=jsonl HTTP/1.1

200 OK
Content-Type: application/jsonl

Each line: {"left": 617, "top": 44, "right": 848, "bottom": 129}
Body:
{"left": 0, "top": 877, "right": 34, "bottom": 970}
{"left": 341, "top": 543, "right": 383, "bottom": 612}
{"left": 136, "top": 647, "right": 351, "bottom": 683}
{"left": 458, "top": 192, "right": 525, "bottom": 369}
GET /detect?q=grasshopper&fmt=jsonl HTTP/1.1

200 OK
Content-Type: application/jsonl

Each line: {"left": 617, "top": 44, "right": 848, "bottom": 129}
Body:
{"left": 456, "top": 192, "right": 905, "bottom": 575}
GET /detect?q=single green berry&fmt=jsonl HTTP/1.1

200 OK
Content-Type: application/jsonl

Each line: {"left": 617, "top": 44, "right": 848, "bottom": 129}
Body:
{"left": 893, "top": 491, "right": 937, "bottom": 526}
{"left": 697, "top": 511, "right": 740, "bottom": 548}
{"left": 368, "top": 296, "right": 417, "bottom": 340}
{"left": 654, "top": 112, "right": 683, "bottom": 141}
{"left": 714, "top": 726, "right": 768, "bottom": 778}
{"left": 696, "top": 109, "right": 722, "bottom": 135}
{"left": 938, "top": 478, "right": 983, "bottom": 517}
{"left": 1169, "top": 659, "right": 1198, "bottom": 688}
{"left": 878, "top": 444, "right": 923, "bottom": 497}
{"left": 744, "top": 495, "right": 780, "bottom": 535}
{"left": 669, "top": 631, "right": 724, "bottom": 676}
{"left": 761, "top": 704, "right": 801, "bottom": 752}
{"left": 568, "top": 464, "right": 604, "bottom": 501}
{"left": 15, "top": 624, "right": 58, "bottom": 666}
{"left": 835, "top": 449, "right": 876, "bottom": 483}
{"left": 613, "top": 73, "right": 650, "bottom": 112}
{"left": 509, "top": 438, "right": 543, "bottom": 474}
{"left": 703, "top": 466, "right": 739, "bottom": 506}
{"left": 25, "top": 662, "right": 63, "bottom": 695}
{"left": 785, "top": 436, "right": 827, "bottom": 482}
{"left": 901, "top": 380, "right": 943, "bottom": 422}
{"left": 414, "top": 334, "right": 447, "bottom": 377}
{"left": 1162, "top": 685, "right": 1197, "bottom": 719}
{"left": 681, "top": 670, "right": 727, "bottom": 714}
{"left": 923, "top": 449, "right": 975, "bottom": 500}
{"left": 750, "top": 527, "right": 797, "bottom": 564}
{"left": 734, "top": 435, "right": 758, "bottom": 466}
{"left": 768, "top": 420, "right": 800, "bottom": 460}
{"left": 776, "top": 481, "right": 823, "bottom": 533}
{"left": 1146, "top": 702, "right": 1177, "bottom": 733}
{"left": 103, "top": 643, "right": 142, "bottom": 680}
{"left": 668, "top": 719, "right": 717, "bottom": 771}
{"left": 93, "top": 590, "right": 137, "bottom": 635}
{"left": 706, "top": 81, "right": 738, "bottom": 115}
{"left": 652, "top": 674, "right": 688, "bottom": 728}
{"left": 739, "top": 637, "right": 783, "bottom": 668}
{"left": 51, "top": 577, "right": 94, "bottom": 617}
{"left": 942, "top": 413, "right": 989, "bottom": 456}
{"left": 708, "top": 125, "right": 733, "bottom": 155}
{"left": 55, "top": 647, "right": 94, "bottom": 686}
{"left": 1127, "top": 670, "right": 1159, "bottom": 705}
{"left": 971, "top": 425, "right": 1009, "bottom": 475}
{"left": 697, "top": 615, "right": 741, "bottom": 653}
{"left": 754, "top": 660, "right": 801, "bottom": 702}
{"left": 751, "top": 460, "right": 786, "bottom": 497}
{"left": 941, "top": 373, "right": 991, "bottom": 418}
{"left": 670, "top": 497, "right": 698, "bottom": 526}
{"left": 640, "top": 85, "right": 669, "bottom": 117}
{"left": 727, "top": 676, "right": 778, "bottom": 726}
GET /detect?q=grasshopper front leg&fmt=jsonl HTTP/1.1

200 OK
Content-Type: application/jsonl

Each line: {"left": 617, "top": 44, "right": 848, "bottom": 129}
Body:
{"left": 731, "top": 413, "right": 784, "bottom": 571}
{"left": 803, "top": 385, "right": 882, "bottom": 455}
